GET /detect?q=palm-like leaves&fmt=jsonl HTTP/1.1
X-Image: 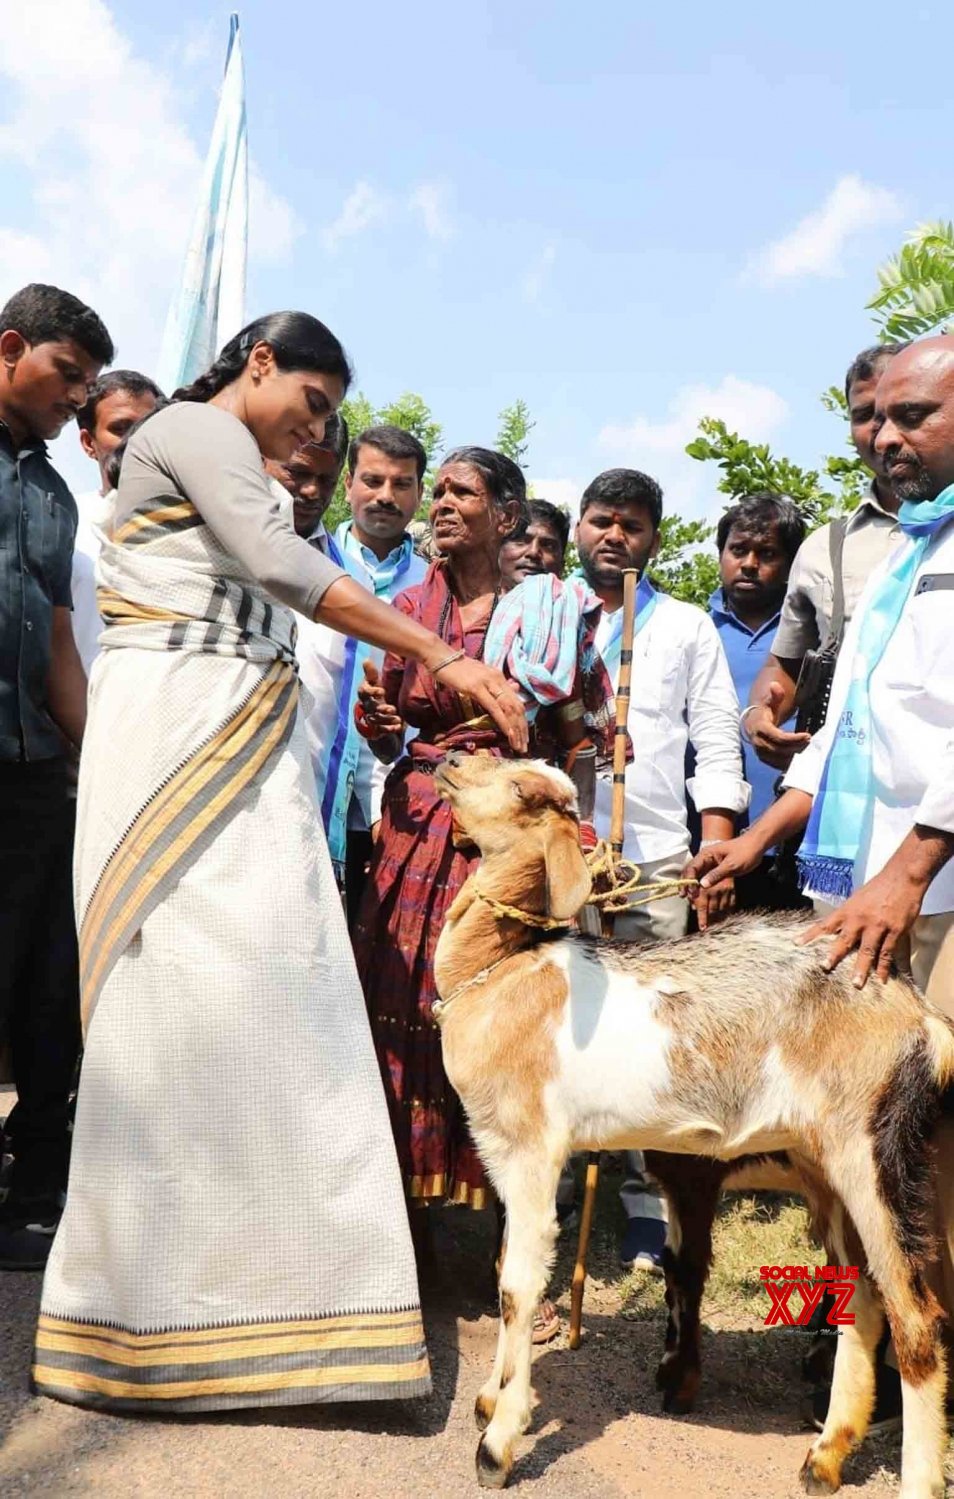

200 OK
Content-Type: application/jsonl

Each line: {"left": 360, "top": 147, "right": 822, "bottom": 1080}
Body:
{"left": 868, "top": 221, "right": 954, "bottom": 341}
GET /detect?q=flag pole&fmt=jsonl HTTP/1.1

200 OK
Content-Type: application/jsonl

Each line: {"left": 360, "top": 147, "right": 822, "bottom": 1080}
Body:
{"left": 156, "top": 12, "right": 248, "bottom": 395}
{"left": 569, "top": 566, "right": 639, "bottom": 1350}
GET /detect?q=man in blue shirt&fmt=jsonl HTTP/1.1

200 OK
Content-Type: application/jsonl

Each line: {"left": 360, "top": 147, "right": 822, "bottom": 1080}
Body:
{"left": 0, "top": 284, "right": 114, "bottom": 1269}
{"left": 333, "top": 426, "right": 428, "bottom": 923}
{"left": 709, "top": 491, "right": 806, "bottom": 906}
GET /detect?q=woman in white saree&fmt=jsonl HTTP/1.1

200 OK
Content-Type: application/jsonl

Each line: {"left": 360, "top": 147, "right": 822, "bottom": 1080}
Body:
{"left": 33, "top": 312, "right": 527, "bottom": 1414}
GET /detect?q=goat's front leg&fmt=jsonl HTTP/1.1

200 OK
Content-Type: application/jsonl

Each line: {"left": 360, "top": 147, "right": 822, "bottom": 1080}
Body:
{"left": 476, "top": 1156, "right": 560, "bottom": 1488}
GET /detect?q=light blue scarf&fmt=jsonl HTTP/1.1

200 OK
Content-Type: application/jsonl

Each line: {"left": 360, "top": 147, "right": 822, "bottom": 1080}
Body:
{"left": 798, "top": 485, "right": 954, "bottom": 900}
{"left": 570, "top": 570, "right": 658, "bottom": 679}
{"left": 320, "top": 525, "right": 416, "bottom": 875}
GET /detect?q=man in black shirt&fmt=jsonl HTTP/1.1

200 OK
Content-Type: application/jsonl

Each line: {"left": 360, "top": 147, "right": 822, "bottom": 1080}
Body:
{"left": 0, "top": 283, "right": 113, "bottom": 1269}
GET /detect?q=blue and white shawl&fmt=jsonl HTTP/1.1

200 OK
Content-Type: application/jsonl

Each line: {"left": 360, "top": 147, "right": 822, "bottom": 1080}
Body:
{"left": 797, "top": 484, "right": 954, "bottom": 900}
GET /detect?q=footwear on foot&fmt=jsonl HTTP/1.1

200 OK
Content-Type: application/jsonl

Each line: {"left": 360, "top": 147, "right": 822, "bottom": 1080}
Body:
{"left": 620, "top": 1215, "right": 666, "bottom": 1274}
{"left": 0, "top": 1190, "right": 63, "bottom": 1271}
{"left": 0, "top": 1214, "right": 59, "bottom": 1271}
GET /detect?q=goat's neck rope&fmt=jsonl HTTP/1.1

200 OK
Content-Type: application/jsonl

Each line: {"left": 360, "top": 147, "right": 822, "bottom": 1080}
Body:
{"left": 472, "top": 885, "right": 570, "bottom": 931}
{"left": 433, "top": 844, "right": 701, "bottom": 1022}
{"left": 433, "top": 870, "right": 542, "bottom": 1021}
{"left": 472, "top": 841, "right": 699, "bottom": 928}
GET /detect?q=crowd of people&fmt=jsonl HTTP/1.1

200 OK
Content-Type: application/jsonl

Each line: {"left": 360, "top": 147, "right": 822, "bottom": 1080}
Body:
{"left": 1, "top": 280, "right": 952, "bottom": 1427}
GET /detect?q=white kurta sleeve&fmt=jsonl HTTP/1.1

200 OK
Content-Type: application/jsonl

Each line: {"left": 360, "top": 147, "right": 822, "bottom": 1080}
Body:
{"left": 684, "top": 613, "right": 750, "bottom": 814}
{"left": 916, "top": 739, "right": 954, "bottom": 834}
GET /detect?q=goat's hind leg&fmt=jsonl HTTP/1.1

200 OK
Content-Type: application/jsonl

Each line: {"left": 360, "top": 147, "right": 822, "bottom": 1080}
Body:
{"left": 647, "top": 1153, "right": 722, "bottom": 1415}
{"left": 800, "top": 1257, "right": 883, "bottom": 1495}
{"left": 476, "top": 1153, "right": 561, "bottom": 1489}
{"left": 808, "top": 1157, "right": 947, "bottom": 1499}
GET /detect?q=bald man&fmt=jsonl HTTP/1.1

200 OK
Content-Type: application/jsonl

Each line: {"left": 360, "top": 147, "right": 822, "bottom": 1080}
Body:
{"left": 687, "top": 336, "right": 954, "bottom": 1378}
{"left": 689, "top": 335, "right": 954, "bottom": 999}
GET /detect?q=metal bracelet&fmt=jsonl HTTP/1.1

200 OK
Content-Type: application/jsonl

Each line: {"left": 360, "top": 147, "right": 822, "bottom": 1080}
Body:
{"left": 431, "top": 648, "right": 466, "bottom": 677}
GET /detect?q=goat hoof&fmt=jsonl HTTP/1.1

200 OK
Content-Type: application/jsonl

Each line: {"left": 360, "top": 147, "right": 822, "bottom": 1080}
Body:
{"left": 662, "top": 1388, "right": 697, "bottom": 1416}
{"left": 474, "top": 1393, "right": 495, "bottom": 1432}
{"left": 476, "top": 1436, "right": 511, "bottom": 1489}
{"left": 658, "top": 1360, "right": 700, "bottom": 1415}
{"left": 800, "top": 1453, "right": 840, "bottom": 1496}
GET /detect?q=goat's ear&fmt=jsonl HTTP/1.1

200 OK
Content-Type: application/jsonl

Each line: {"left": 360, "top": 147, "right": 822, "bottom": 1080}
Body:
{"left": 543, "top": 816, "right": 592, "bottom": 921}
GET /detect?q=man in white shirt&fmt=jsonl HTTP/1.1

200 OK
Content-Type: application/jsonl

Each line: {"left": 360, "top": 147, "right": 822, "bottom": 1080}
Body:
{"left": 686, "top": 335, "right": 954, "bottom": 1377}
{"left": 332, "top": 425, "right": 428, "bottom": 922}
{"left": 72, "top": 371, "right": 164, "bottom": 671}
{"left": 574, "top": 468, "right": 748, "bottom": 1270}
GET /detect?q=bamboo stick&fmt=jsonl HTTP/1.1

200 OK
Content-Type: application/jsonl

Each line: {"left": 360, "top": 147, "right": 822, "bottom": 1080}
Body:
{"left": 569, "top": 567, "right": 638, "bottom": 1350}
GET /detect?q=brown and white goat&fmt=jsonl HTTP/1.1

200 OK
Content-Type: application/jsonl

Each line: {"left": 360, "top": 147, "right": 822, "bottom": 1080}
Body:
{"left": 432, "top": 752, "right": 954, "bottom": 1498}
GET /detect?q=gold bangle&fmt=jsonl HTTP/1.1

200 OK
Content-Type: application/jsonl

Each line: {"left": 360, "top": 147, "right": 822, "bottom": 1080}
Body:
{"left": 431, "top": 648, "right": 466, "bottom": 677}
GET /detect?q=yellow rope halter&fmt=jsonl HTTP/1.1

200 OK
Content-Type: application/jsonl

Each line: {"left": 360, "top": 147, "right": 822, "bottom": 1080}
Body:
{"left": 472, "top": 839, "right": 699, "bottom": 930}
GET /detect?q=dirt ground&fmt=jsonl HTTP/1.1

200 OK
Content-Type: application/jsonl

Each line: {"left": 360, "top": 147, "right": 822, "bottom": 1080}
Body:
{"left": 0, "top": 1091, "right": 930, "bottom": 1498}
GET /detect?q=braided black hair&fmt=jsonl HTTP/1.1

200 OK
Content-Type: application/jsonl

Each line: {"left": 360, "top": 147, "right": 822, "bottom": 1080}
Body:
{"left": 172, "top": 311, "right": 352, "bottom": 403}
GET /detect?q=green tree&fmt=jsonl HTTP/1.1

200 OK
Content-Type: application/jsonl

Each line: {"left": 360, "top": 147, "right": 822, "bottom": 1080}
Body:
{"left": 323, "top": 390, "right": 443, "bottom": 534}
{"left": 648, "top": 516, "right": 721, "bottom": 609}
{"left": 496, "top": 399, "right": 535, "bottom": 468}
{"left": 685, "top": 417, "right": 865, "bottom": 528}
{"left": 867, "top": 220, "right": 954, "bottom": 341}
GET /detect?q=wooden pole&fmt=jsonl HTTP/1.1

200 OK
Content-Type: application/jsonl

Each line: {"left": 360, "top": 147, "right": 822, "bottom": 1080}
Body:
{"left": 569, "top": 567, "right": 638, "bottom": 1350}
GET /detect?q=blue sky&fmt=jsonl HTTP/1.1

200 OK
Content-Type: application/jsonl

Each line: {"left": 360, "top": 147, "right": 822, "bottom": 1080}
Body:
{"left": 2, "top": 1, "right": 952, "bottom": 515}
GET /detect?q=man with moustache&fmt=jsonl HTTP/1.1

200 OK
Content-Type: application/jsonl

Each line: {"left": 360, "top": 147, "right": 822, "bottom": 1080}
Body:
{"left": 574, "top": 467, "right": 747, "bottom": 1272}
{"left": 0, "top": 284, "right": 114, "bottom": 1269}
{"left": 498, "top": 497, "right": 569, "bottom": 588}
{"left": 331, "top": 426, "right": 428, "bottom": 922}
{"left": 744, "top": 343, "right": 907, "bottom": 769}
{"left": 72, "top": 371, "right": 164, "bottom": 672}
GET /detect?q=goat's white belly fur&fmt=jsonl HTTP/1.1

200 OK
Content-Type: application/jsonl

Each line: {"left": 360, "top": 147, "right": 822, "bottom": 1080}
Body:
{"left": 545, "top": 945, "right": 799, "bottom": 1159}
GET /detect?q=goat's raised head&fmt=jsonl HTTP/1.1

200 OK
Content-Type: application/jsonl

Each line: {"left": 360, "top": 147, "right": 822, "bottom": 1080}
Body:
{"left": 434, "top": 754, "right": 592, "bottom": 920}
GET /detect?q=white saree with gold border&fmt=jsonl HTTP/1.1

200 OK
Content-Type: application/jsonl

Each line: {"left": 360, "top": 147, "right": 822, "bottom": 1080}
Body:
{"left": 34, "top": 483, "right": 430, "bottom": 1412}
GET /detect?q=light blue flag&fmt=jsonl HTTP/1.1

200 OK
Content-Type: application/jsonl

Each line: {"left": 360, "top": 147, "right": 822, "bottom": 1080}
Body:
{"left": 157, "top": 14, "right": 248, "bottom": 393}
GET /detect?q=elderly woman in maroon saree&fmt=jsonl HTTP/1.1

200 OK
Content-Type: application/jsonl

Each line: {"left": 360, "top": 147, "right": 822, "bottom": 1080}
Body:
{"left": 353, "top": 448, "right": 613, "bottom": 1217}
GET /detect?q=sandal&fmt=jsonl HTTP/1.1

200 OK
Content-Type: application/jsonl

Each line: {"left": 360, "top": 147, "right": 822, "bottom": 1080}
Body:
{"left": 531, "top": 1297, "right": 561, "bottom": 1344}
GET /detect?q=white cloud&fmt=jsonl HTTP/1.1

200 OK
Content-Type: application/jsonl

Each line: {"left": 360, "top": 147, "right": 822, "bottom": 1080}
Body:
{"left": 523, "top": 243, "right": 556, "bottom": 303}
{"left": 409, "top": 181, "right": 454, "bottom": 243}
{"left": 0, "top": 0, "right": 297, "bottom": 490}
{"left": 598, "top": 375, "right": 789, "bottom": 520}
{"left": 747, "top": 174, "right": 903, "bottom": 286}
{"left": 322, "top": 181, "right": 391, "bottom": 252}
{"left": 249, "top": 166, "right": 302, "bottom": 265}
